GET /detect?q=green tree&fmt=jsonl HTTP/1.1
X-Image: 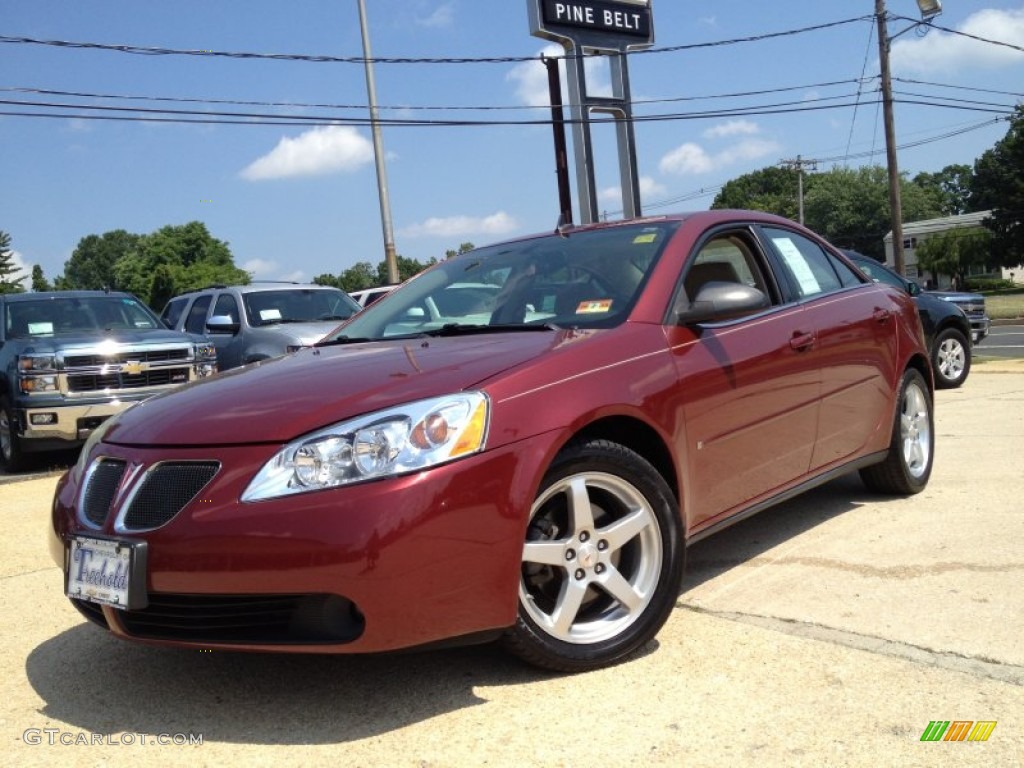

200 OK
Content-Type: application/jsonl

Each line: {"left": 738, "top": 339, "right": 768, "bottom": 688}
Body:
{"left": 711, "top": 166, "right": 802, "bottom": 220}
{"left": 31, "top": 264, "right": 51, "bottom": 292}
{"left": 971, "top": 106, "right": 1024, "bottom": 268}
{"left": 375, "top": 255, "right": 437, "bottom": 285}
{"left": 0, "top": 230, "right": 27, "bottom": 294}
{"left": 445, "top": 242, "right": 476, "bottom": 259}
{"left": 915, "top": 227, "right": 993, "bottom": 289}
{"left": 803, "top": 166, "right": 941, "bottom": 261}
{"left": 60, "top": 229, "right": 142, "bottom": 291}
{"left": 912, "top": 164, "right": 975, "bottom": 216}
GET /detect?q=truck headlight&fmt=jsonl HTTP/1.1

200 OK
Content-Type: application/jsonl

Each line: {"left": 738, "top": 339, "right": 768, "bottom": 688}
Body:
{"left": 18, "top": 354, "right": 58, "bottom": 393}
{"left": 242, "top": 392, "right": 490, "bottom": 501}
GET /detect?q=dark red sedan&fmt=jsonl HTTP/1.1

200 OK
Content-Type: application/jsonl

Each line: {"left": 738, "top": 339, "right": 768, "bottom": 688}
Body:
{"left": 50, "top": 211, "right": 934, "bottom": 672}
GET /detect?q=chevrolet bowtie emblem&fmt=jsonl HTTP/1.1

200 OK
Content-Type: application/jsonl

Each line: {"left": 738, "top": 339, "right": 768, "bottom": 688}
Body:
{"left": 121, "top": 361, "right": 148, "bottom": 375}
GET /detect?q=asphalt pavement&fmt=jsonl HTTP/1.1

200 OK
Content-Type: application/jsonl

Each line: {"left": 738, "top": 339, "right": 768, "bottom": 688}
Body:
{"left": 2, "top": 362, "right": 1023, "bottom": 767}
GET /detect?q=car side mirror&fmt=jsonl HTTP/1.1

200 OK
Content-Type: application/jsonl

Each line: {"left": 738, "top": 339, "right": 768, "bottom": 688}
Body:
{"left": 207, "top": 315, "right": 240, "bottom": 335}
{"left": 906, "top": 281, "right": 921, "bottom": 297}
{"left": 674, "top": 283, "right": 769, "bottom": 325}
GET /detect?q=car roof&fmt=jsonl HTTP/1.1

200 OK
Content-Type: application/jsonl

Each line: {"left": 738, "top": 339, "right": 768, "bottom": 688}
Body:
{"left": 169, "top": 283, "right": 347, "bottom": 300}
{"left": 0, "top": 290, "right": 135, "bottom": 303}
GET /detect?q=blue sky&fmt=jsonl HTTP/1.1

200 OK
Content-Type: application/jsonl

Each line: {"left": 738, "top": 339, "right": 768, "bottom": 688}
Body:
{"left": 2, "top": 1, "right": 1023, "bottom": 291}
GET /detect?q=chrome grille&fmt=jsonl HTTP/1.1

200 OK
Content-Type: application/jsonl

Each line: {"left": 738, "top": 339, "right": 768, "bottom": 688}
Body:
{"left": 64, "top": 349, "right": 190, "bottom": 367}
{"left": 68, "top": 368, "right": 188, "bottom": 392}
{"left": 122, "top": 462, "right": 219, "bottom": 531}
{"left": 82, "top": 459, "right": 127, "bottom": 527}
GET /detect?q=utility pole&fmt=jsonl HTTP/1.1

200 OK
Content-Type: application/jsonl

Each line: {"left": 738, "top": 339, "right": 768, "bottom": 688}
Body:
{"left": 876, "top": 0, "right": 905, "bottom": 275}
{"left": 357, "top": 0, "right": 400, "bottom": 285}
{"left": 779, "top": 155, "right": 818, "bottom": 225}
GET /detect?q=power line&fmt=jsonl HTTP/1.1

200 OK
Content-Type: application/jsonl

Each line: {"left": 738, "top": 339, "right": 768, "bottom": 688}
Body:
{"left": 0, "top": 17, "right": 872, "bottom": 65}
{"left": 904, "top": 16, "right": 1024, "bottom": 55}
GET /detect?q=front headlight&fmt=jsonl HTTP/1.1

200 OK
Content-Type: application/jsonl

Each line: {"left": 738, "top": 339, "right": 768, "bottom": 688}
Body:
{"left": 242, "top": 391, "right": 490, "bottom": 502}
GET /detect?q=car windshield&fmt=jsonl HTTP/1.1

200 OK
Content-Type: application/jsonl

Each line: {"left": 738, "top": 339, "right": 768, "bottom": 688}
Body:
{"left": 324, "top": 221, "right": 678, "bottom": 342}
{"left": 242, "top": 289, "right": 359, "bottom": 327}
{"left": 4, "top": 296, "right": 161, "bottom": 338}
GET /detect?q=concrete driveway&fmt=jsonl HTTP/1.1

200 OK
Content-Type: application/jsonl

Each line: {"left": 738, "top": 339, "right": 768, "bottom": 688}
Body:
{"left": 3, "top": 362, "right": 1023, "bottom": 767}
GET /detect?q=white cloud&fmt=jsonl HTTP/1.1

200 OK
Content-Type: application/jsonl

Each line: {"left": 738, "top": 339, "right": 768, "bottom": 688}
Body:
{"left": 401, "top": 211, "right": 518, "bottom": 238}
{"left": 507, "top": 45, "right": 611, "bottom": 108}
{"left": 279, "top": 270, "right": 306, "bottom": 283}
{"left": 242, "top": 258, "right": 278, "bottom": 277}
{"left": 599, "top": 176, "right": 667, "bottom": 205}
{"left": 417, "top": 2, "right": 454, "bottom": 28}
{"left": 703, "top": 120, "right": 759, "bottom": 139}
{"left": 659, "top": 143, "right": 715, "bottom": 175}
{"left": 891, "top": 8, "right": 1024, "bottom": 74}
{"left": 241, "top": 126, "right": 374, "bottom": 181}
{"left": 6, "top": 250, "right": 31, "bottom": 287}
{"left": 659, "top": 137, "right": 781, "bottom": 177}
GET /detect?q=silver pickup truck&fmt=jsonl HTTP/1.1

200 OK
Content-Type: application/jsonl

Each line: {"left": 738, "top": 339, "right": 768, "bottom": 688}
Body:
{"left": 1, "top": 290, "right": 217, "bottom": 471}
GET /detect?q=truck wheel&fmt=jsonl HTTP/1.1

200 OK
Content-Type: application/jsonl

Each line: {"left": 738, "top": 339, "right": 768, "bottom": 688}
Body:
{"left": 0, "top": 400, "right": 27, "bottom": 472}
{"left": 932, "top": 327, "right": 970, "bottom": 389}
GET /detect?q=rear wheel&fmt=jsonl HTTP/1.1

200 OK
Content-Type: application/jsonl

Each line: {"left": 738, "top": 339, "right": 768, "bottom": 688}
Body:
{"left": 0, "top": 399, "right": 27, "bottom": 472}
{"left": 860, "top": 368, "right": 933, "bottom": 494}
{"left": 503, "top": 439, "right": 684, "bottom": 673}
{"left": 932, "top": 327, "right": 970, "bottom": 389}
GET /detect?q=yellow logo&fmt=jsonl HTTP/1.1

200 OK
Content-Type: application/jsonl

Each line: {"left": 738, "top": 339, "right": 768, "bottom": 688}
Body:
{"left": 121, "top": 361, "right": 148, "bottom": 376}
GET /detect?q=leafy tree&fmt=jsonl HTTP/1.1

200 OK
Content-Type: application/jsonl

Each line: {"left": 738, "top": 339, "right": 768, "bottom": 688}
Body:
{"left": 60, "top": 230, "right": 142, "bottom": 291}
{"left": 375, "top": 254, "right": 437, "bottom": 285}
{"left": 803, "top": 166, "right": 941, "bottom": 261}
{"left": 31, "top": 265, "right": 51, "bottom": 292}
{"left": 912, "top": 164, "right": 975, "bottom": 216}
{"left": 0, "top": 230, "right": 27, "bottom": 294}
{"left": 711, "top": 166, "right": 801, "bottom": 220}
{"left": 445, "top": 242, "right": 476, "bottom": 259}
{"left": 915, "top": 227, "right": 993, "bottom": 289}
{"left": 971, "top": 106, "right": 1024, "bottom": 268}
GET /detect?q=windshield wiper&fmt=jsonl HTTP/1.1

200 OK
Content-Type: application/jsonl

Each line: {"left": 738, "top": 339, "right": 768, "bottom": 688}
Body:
{"left": 315, "top": 335, "right": 376, "bottom": 346}
{"left": 419, "top": 323, "right": 557, "bottom": 337}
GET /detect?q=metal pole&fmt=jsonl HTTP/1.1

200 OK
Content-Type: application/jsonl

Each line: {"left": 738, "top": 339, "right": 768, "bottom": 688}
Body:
{"left": 544, "top": 57, "right": 573, "bottom": 227}
{"left": 876, "top": 0, "right": 905, "bottom": 274}
{"left": 357, "top": 0, "right": 400, "bottom": 284}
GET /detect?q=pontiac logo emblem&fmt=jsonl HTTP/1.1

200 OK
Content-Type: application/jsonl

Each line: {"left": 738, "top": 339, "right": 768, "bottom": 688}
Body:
{"left": 121, "top": 360, "right": 148, "bottom": 376}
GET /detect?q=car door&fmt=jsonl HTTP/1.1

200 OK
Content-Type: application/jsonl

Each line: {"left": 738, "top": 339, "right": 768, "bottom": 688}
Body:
{"left": 208, "top": 292, "right": 245, "bottom": 370}
{"left": 759, "top": 226, "right": 897, "bottom": 471}
{"left": 665, "top": 226, "right": 820, "bottom": 532}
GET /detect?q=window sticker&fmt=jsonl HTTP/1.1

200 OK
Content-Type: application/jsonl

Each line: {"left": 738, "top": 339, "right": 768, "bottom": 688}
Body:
{"left": 28, "top": 322, "right": 55, "bottom": 334}
{"left": 772, "top": 237, "right": 821, "bottom": 295}
{"left": 576, "top": 299, "right": 613, "bottom": 314}
{"left": 633, "top": 233, "right": 658, "bottom": 244}
{"left": 259, "top": 308, "right": 283, "bottom": 321}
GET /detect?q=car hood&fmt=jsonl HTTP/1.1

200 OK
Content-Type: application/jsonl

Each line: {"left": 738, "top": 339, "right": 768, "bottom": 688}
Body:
{"left": 103, "top": 331, "right": 561, "bottom": 446}
{"left": 255, "top": 320, "right": 346, "bottom": 346}
{"left": 13, "top": 328, "right": 196, "bottom": 353}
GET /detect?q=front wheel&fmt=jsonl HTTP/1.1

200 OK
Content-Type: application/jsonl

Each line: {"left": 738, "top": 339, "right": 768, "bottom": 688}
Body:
{"left": 932, "top": 327, "right": 970, "bottom": 389}
{"left": 860, "top": 368, "right": 934, "bottom": 494}
{"left": 0, "top": 399, "right": 27, "bottom": 472}
{"left": 502, "top": 439, "right": 684, "bottom": 672}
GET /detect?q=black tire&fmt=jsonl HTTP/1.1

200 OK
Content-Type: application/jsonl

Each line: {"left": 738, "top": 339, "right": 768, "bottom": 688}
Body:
{"left": 502, "top": 439, "right": 685, "bottom": 673}
{"left": 0, "top": 398, "right": 27, "bottom": 473}
{"left": 932, "top": 327, "right": 971, "bottom": 389}
{"left": 860, "top": 368, "right": 934, "bottom": 495}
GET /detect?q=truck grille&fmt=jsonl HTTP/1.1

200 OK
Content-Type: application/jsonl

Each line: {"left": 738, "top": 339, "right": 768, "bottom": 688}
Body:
{"left": 68, "top": 369, "right": 189, "bottom": 392}
{"left": 122, "top": 462, "right": 220, "bottom": 531}
{"left": 64, "top": 349, "right": 190, "bottom": 367}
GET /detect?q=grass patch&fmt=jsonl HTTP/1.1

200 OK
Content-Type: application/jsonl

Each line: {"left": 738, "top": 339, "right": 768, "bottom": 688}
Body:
{"left": 984, "top": 290, "right": 1024, "bottom": 320}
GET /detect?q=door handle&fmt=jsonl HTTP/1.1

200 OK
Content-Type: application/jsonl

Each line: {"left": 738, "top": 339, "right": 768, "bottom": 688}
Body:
{"left": 789, "top": 331, "right": 815, "bottom": 351}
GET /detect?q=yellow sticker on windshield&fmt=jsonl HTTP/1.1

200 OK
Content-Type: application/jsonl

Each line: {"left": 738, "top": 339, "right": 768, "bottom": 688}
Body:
{"left": 633, "top": 233, "right": 657, "bottom": 244}
{"left": 576, "top": 299, "right": 613, "bottom": 314}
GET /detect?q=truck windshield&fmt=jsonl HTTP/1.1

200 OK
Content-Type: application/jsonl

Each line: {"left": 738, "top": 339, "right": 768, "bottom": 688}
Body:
{"left": 4, "top": 297, "right": 161, "bottom": 338}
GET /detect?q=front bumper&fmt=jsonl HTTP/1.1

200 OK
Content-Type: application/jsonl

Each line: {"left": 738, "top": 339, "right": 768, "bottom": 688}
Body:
{"left": 50, "top": 433, "right": 557, "bottom": 653}
{"left": 16, "top": 399, "right": 144, "bottom": 451}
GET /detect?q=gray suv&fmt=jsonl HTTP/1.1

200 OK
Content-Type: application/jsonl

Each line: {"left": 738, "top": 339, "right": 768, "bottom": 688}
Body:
{"left": 161, "top": 284, "right": 360, "bottom": 370}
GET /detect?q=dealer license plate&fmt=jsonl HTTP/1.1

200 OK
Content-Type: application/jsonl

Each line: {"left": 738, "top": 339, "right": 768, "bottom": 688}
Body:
{"left": 65, "top": 536, "right": 146, "bottom": 610}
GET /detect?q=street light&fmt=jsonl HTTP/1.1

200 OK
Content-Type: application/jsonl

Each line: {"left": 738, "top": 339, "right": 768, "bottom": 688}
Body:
{"left": 876, "top": 0, "right": 942, "bottom": 276}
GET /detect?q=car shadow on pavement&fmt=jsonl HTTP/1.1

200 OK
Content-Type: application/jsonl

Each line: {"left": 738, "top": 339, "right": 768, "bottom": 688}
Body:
{"left": 25, "top": 622, "right": 560, "bottom": 744}
{"left": 681, "top": 472, "right": 872, "bottom": 592}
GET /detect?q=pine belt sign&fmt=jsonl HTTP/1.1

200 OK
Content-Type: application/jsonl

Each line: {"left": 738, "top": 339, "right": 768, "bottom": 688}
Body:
{"left": 529, "top": 0, "right": 654, "bottom": 50}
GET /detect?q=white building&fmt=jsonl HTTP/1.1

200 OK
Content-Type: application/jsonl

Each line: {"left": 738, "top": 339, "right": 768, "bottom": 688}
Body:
{"left": 883, "top": 210, "right": 1024, "bottom": 288}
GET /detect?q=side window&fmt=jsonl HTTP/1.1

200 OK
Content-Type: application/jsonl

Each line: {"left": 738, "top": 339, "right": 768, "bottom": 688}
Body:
{"left": 827, "top": 252, "right": 866, "bottom": 288}
{"left": 184, "top": 295, "right": 213, "bottom": 335}
{"left": 683, "top": 233, "right": 773, "bottom": 303}
{"left": 762, "top": 227, "right": 843, "bottom": 299}
{"left": 212, "top": 293, "right": 240, "bottom": 324}
{"left": 161, "top": 297, "right": 189, "bottom": 329}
